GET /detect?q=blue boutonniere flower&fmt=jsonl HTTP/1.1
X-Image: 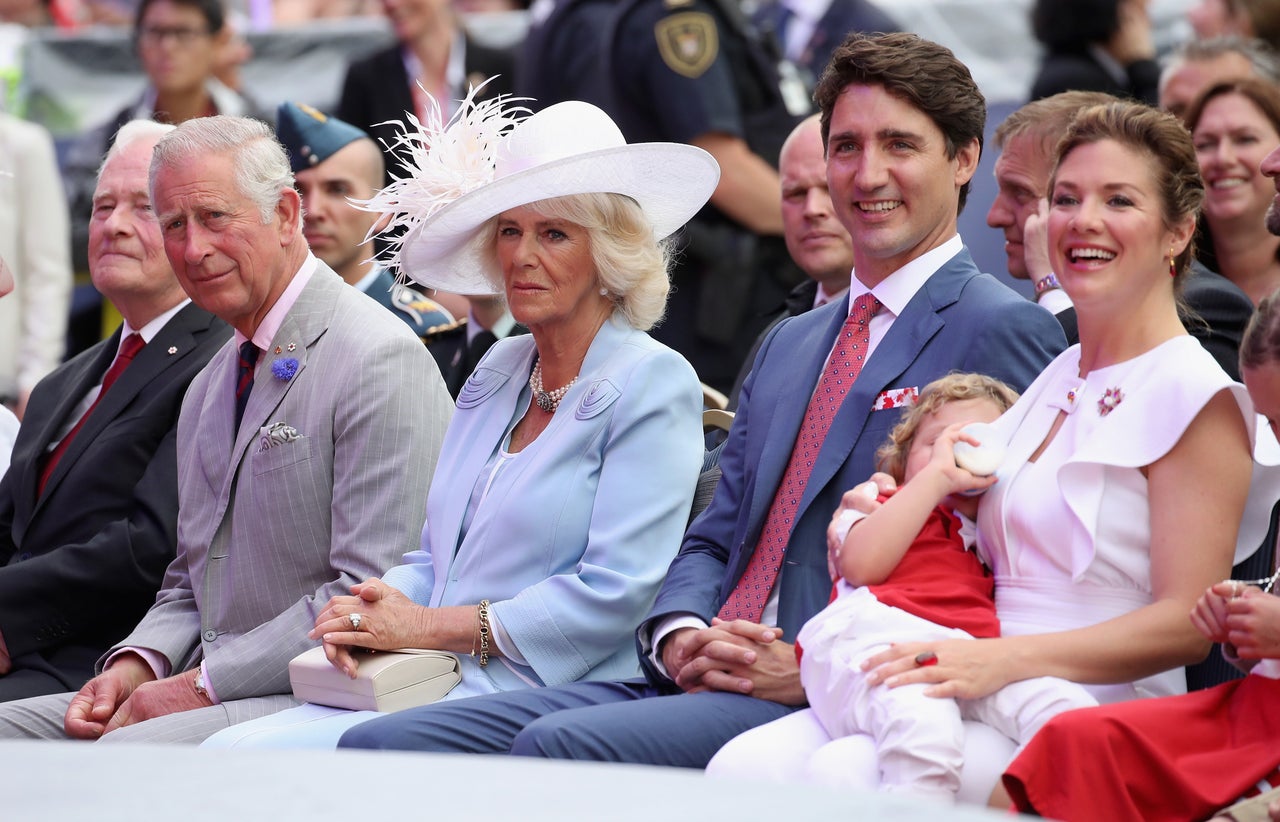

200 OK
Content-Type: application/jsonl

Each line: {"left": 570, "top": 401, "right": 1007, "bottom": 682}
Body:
{"left": 272, "top": 357, "right": 299, "bottom": 382}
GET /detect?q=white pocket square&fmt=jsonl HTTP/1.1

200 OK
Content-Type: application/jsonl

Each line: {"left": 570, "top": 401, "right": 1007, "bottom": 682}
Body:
{"left": 257, "top": 421, "right": 301, "bottom": 452}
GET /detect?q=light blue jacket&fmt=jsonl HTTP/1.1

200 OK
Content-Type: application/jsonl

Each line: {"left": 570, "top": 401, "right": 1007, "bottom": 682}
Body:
{"left": 383, "top": 315, "right": 703, "bottom": 695}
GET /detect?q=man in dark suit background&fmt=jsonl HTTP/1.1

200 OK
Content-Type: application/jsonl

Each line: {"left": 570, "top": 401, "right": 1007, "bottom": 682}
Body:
{"left": 0, "top": 119, "right": 229, "bottom": 701}
{"left": 988, "top": 90, "right": 1255, "bottom": 377}
{"left": 335, "top": 1, "right": 513, "bottom": 187}
{"left": 753, "top": 0, "right": 899, "bottom": 92}
{"left": 728, "top": 113, "right": 855, "bottom": 408}
{"left": 422, "top": 294, "right": 524, "bottom": 399}
{"left": 516, "top": 0, "right": 613, "bottom": 110}
{"left": 339, "top": 32, "right": 1066, "bottom": 766}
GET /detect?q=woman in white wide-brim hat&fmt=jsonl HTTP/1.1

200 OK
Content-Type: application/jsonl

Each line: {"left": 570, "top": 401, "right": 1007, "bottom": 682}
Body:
{"left": 202, "top": 90, "right": 721, "bottom": 749}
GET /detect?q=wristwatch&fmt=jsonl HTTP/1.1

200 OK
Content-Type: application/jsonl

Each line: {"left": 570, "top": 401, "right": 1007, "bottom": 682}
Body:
{"left": 192, "top": 666, "right": 209, "bottom": 701}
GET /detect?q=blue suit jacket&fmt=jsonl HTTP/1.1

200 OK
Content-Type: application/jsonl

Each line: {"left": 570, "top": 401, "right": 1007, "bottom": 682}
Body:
{"left": 638, "top": 248, "right": 1066, "bottom": 683}
{"left": 383, "top": 316, "right": 704, "bottom": 693}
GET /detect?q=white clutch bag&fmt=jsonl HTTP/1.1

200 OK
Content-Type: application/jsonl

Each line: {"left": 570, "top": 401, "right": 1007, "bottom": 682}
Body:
{"left": 288, "top": 646, "right": 461, "bottom": 713}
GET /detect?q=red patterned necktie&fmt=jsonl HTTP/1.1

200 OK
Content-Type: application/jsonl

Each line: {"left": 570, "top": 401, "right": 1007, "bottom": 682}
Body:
{"left": 39, "top": 333, "right": 145, "bottom": 496}
{"left": 718, "top": 294, "right": 880, "bottom": 622}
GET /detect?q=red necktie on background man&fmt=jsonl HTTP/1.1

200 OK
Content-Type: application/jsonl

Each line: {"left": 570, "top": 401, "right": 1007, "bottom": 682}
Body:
{"left": 38, "top": 333, "right": 145, "bottom": 496}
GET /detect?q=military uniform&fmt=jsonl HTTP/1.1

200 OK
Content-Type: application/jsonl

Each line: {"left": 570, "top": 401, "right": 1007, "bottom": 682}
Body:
{"left": 361, "top": 269, "right": 454, "bottom": 338}
{"left": 422, "top": 312, "right": 526, "bottom": 399}
{"left": 603, "top": 0, "right": 807, "bottom": 392}
{"left": 275, "top": 102, "right": 454, "bottom": 338}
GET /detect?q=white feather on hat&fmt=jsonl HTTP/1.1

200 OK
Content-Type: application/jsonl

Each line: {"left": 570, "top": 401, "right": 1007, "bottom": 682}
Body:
{"left": 358, "top": 80, "right": 720, "bottom": 295}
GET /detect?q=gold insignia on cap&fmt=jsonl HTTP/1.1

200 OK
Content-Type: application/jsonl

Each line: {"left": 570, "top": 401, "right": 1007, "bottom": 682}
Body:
{"left": 655, "top": 12, "right": 717, "bottom": 79}
{"left": 298, "top": 103, "right": 327, "bottom": 123}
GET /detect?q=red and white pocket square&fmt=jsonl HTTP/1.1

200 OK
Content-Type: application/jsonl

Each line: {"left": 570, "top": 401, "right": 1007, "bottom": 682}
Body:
{"left": 873, "top": 387, "right": 919, "bottom": 411}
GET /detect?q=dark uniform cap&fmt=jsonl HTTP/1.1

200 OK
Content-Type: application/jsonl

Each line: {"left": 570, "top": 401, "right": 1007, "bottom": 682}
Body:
{"left": 276, "top": 101, "right": 369, "bottom": 174}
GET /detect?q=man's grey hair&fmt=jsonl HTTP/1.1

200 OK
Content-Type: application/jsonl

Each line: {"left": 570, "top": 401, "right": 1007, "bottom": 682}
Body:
{"left": 101, "top": 120, "right": 175, "bottom": 177}
{"left": 1162, "top": 35, "right": 1280, "bottom": 86}
{"left": 149, "top": 115, "right": 295, "bottom": 224}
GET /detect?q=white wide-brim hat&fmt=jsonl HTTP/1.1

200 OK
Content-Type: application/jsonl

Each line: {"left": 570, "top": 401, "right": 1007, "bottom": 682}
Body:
{"left": 394, "top": 100, "right": 720, "bottom": 295}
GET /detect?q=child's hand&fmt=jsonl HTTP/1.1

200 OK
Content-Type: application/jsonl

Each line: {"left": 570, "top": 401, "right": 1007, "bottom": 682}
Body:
{"left": 827, "top": 475, "right": 896, "bottom": 581}
{"left": 926, "top": 423, "right": 999, "bottom": 496}
{"left": 1191, "top": 581, "right": 1237, "bottom": 644}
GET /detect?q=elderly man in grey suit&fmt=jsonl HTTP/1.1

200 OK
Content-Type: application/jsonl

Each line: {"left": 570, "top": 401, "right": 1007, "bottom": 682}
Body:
{"left": 0, "top": 115, "right": 451, "bottom": 743}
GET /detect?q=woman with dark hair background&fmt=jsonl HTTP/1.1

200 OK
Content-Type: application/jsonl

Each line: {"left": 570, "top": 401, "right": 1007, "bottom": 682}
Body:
{"left": 1029, "top": 0, "right": 1160, "bottom": 104}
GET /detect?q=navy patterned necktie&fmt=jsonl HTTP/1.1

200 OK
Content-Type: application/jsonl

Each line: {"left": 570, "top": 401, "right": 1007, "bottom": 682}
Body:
{"left": 234, "top": 341, "right": 260, "bottom": 430}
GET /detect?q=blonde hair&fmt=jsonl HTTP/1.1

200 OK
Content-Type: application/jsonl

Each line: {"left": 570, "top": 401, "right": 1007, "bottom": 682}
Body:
{"left": 474, "top": 192, "right": 672, "bottom": 330}
{"left": 876, "top": 372, "right": 1020, "bottom": 482}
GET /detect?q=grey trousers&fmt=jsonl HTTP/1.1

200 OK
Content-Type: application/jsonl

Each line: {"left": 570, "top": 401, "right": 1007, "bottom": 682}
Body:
{"left": 0, "top": 691, "right": 302, "bottom": 744}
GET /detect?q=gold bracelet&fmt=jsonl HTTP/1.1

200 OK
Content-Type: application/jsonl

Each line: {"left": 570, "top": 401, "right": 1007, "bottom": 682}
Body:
{"left": 476, "top": 599, "right": 491, "bottom": 667}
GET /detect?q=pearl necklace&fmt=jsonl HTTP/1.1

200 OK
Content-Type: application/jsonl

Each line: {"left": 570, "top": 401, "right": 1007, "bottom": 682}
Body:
{"left": 530, "top": 359, "right": 577, "bottom": 413}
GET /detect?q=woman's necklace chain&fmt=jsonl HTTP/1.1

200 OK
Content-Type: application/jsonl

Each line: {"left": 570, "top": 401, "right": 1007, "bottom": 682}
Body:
{"left": 530, "top": 359, "right": 578, "bottom": 413}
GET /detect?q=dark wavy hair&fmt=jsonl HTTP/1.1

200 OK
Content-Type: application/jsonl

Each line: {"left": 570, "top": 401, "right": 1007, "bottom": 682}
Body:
{"left": 814, "top": 32, "right": 985, "bottom": 213}
{"left": 1032, "top": 0, "right": 1120, "bottom": 51}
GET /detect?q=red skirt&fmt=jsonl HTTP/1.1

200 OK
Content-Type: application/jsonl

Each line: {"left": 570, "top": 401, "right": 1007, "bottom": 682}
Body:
{"left": 1003, "top": 673, "right": 1280, "bottom": 822}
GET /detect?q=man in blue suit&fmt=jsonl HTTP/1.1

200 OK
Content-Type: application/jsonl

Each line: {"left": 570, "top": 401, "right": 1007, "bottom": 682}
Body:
{"left": 339, "top": 32, "right": 1067, "bottom": 767}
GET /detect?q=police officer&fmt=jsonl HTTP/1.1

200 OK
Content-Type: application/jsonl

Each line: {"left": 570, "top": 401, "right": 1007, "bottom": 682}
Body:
{"left": 276, "top": 102, "right": 454, "bottom": 336}
{"left": 601, "top": 0, "right": 809, "bottom": 392}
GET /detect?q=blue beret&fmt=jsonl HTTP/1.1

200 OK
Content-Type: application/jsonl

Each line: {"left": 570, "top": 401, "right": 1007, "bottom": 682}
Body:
{"left": 276, "top": 101, "right": 369, "bottom": 174}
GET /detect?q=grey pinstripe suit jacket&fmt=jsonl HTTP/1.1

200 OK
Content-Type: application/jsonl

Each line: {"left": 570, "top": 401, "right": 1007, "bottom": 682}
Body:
{"left": 109, "top": 262, "right": 451, "bottom": 705}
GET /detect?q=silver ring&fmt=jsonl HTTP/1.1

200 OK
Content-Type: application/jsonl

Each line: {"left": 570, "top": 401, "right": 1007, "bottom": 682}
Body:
{"left": 349, "top": 613, "right": 363, "bottom": 631}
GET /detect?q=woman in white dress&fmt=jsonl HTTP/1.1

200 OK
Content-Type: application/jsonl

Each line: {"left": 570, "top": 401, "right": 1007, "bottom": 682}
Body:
{"left": 706, "top": 100, "right": 1264, "bottom": 805}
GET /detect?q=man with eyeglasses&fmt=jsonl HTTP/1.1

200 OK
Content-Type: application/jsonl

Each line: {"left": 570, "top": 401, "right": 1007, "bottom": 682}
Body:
{"left": 62, "top": 0, "right": 265, "bottom": 307}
